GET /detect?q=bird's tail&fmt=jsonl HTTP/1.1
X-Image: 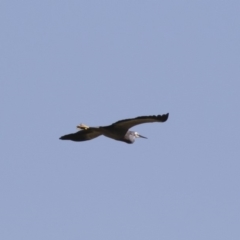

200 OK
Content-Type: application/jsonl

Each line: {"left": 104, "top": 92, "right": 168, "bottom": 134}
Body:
{"left": 77, "top": 123, "right": 89, "bottom": 130}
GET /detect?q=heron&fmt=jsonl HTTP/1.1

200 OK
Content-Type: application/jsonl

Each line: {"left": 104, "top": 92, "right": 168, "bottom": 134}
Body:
{"left": 59, "top": 113, "right": 169, "bottom": 144}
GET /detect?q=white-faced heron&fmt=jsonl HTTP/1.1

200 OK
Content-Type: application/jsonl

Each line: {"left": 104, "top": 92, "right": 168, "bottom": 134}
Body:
{"left": 60, "top": 113, "right": 169, "bottom": 144}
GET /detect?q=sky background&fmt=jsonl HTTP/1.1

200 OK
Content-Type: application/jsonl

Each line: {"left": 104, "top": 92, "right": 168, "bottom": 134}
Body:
{"left": 1, "top": 1, "right": 240, "bottom": 239}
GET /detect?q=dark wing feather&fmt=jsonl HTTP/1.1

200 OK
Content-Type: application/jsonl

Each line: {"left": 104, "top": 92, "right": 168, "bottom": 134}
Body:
{"left": 59, "top": 128, "right": 102, "bottom": 142}
{"left": 111, "top": 113, "right": 169, "bottom": 130}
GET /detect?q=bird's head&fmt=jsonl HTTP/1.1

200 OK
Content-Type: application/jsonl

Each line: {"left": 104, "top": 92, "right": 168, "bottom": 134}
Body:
{"left": 132, "top": 131, "right": 147, "bottom": 139}
{"left": 125, "top": 131, "right": 147, "bottom": 144}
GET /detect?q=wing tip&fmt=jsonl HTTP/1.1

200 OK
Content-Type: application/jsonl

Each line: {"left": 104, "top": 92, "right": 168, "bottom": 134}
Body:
{"left": 156, "top": 113, "right": 169, "bottom": 122}
{"left": 59, "top": 134, "right": 71, "bottom": 140}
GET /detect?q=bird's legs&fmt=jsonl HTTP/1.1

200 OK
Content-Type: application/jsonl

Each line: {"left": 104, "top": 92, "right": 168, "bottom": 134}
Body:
{"left": 77, "top": 123, "right": 89, "bottom": 130}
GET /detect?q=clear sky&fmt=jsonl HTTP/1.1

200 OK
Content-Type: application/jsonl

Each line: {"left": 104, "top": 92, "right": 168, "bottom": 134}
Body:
{"left": 1, "top": 1, "right": 240, "bottom": 239}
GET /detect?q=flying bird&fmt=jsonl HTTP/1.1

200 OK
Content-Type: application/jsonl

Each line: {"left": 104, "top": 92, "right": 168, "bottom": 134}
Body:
{"left": 59, "top": 113, "right": 169, "bottom": 144}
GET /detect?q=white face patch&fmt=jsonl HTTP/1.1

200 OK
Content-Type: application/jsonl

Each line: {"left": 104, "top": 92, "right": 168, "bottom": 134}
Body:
{"left": 134, "top": 132, "right": 139, "bottom": 137}
{"left": 134, "top": 132, "right": 147, "bottom": 139}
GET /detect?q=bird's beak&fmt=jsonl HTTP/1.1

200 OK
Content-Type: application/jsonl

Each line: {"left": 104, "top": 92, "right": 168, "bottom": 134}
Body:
{"left": 138, "top": 134, "right": 147, "bottom": 139}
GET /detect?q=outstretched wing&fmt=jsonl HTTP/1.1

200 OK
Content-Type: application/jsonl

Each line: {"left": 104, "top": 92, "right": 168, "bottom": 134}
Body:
{"left": 59, "top": 128, "right": 102, "bottom": 142}
{"left": 111, "top": 113, "right": 169, "bottom": 130}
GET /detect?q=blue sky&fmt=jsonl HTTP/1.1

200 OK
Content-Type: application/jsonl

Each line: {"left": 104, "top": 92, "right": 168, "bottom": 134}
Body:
{"left": 1, "top": 1, "right": 240, "bottom": 239}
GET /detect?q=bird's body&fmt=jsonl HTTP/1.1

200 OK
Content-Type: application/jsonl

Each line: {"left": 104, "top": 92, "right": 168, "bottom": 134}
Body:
{"left": 60, "top": 113, "right": 169, "bottom": 144}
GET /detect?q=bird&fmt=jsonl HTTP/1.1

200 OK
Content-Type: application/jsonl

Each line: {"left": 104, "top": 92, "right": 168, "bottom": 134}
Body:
{"left": 59, "top": 113, "right": 169, "bottom": 144}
